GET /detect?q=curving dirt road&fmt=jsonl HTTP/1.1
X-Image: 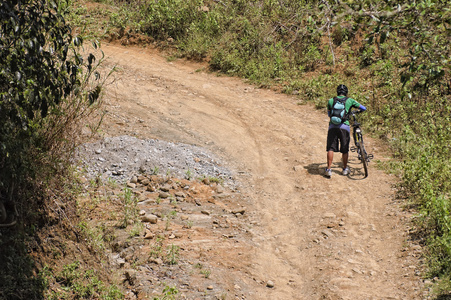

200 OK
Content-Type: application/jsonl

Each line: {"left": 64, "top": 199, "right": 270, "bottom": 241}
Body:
{"left": 96, "top": 43, "right": 423, "bottom": 299}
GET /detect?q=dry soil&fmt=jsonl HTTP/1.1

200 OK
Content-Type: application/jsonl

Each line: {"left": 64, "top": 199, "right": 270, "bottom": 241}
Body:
{"left": 86, "top": 43, "right": 425, "bottom": 300}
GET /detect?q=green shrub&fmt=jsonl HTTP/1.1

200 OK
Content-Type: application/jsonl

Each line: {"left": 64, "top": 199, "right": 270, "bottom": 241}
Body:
{"left": 51, "top": 261, "right": 123, "bottom": 299}
{"left": 137, "top": 0, "right": 206, "bottom": 41}
{"left": 0, "top": 0, "right": 102, "bottom": 223}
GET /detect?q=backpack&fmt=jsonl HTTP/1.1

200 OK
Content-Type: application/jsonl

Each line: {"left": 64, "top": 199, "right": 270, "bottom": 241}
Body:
{"left": 330, "top": 97, "right": 348, "bottom": 125}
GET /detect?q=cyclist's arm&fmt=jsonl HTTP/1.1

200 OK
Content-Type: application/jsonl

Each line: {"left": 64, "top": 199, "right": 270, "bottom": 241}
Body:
{"left": 350, "top": 102, "right": 366, "bottom": 114}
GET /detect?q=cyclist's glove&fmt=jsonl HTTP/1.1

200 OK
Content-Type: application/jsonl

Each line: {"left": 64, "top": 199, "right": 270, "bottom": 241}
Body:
{"left": 359, "top": 105, "right": 367, "bottom": 112}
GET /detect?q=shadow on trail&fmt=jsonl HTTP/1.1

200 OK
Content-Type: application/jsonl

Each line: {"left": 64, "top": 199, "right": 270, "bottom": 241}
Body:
{"left": 304, "top": 160, "right": 367, "bottom": 180}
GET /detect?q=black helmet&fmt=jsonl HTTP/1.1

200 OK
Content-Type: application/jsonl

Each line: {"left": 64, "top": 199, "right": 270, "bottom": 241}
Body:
{"left": 337, "top": 84, "right": 348, "bottom": 96}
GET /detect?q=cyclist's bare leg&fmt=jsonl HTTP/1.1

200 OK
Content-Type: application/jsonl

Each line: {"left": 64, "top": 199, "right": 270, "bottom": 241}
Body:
{"left": 342, "top": 152, "right": 349, "bottom": 169}
{"left": 327, "top": 151, "right": 334, "bottom": 169}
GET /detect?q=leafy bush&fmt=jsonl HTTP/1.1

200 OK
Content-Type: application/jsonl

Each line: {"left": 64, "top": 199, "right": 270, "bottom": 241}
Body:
{"left": 1, "top": 1, "right": 103, "bottom": 297}
{"left": 0, "top": 0, "right": 102, "bottom": 222}
{"left": 135, "top": 0, "right": 206, "bottom": 41}
{"left": 50, "top": 261, "right": 123, "bottom": 299}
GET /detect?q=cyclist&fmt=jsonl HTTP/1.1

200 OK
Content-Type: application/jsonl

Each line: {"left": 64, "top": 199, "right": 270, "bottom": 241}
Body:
{"left": 325, "top": 84, "right": 366, "bottom": 177}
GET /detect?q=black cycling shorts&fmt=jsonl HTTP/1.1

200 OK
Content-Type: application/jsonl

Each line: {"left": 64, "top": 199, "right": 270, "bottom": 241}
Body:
{"left": 326, "top": 128, "right": 350, "bottom": 153}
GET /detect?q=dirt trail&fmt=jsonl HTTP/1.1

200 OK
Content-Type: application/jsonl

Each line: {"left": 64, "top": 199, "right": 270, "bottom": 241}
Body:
{"left": 96, "top": 43, "right": 423, "bottom": 299}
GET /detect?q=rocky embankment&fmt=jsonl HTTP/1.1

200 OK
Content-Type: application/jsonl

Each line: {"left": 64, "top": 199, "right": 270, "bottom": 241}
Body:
{"left": 75, "top": 135, "right": 261, "bottom": 299}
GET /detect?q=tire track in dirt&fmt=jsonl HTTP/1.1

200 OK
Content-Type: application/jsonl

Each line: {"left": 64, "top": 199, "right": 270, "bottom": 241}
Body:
{"left": 97, "top": 43, "right": 424, "bottom": 299}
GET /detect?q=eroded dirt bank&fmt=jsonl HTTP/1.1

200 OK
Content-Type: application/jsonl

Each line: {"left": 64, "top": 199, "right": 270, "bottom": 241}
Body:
{"left": 90, "top": 43, "right": 424, "bottom": 299}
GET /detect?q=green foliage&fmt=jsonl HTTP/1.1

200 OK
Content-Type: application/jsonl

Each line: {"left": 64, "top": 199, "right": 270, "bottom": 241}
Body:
{"left": 133, "top": 0, "right": 206, "bottom": 41}
{"left": 1, "top": 0, "right": 103, "bottom": 297}
{"left": 77, "top": 221, "right": 115, "bottom": 253}
{"left": 185, "top": 169, "right": 193, "bottom": 180}
{"left": 166, "top": 244, "right": 180, "bottom": 265}
{"left": 153, "top": 284, "right": 179, "bottom": 300}
{"left": 200, "top": 269, "right": 211, "bottom": 278}
{"left": 119, "top": 186, "right": 138, "bottom": 228}
{"left": 49, "top": 261, "right": 123, "bottom": 299}
{"left": 0, "top": 0, "right": 102, "bottom": 221}
{"left": 391, "top": 103, "right": 451, "bottom": 288}
{"left": 149, "top": 236, "right": 164, "bottom": 259}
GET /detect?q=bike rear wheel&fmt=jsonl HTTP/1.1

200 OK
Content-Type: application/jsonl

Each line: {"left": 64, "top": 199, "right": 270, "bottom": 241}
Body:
{"left": 357, "top": 136, "right": 368, "bottom": 178}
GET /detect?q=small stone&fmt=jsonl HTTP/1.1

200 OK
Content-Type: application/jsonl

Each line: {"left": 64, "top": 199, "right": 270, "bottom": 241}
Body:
{"left": 130, "top": 176, "right": 138, "bottom": 184}
{"left": 144, "top": 231, "right": 154, "bottom": 239}
{"left": 201, "top": 210, "right": 210, "bottom": 215}
{"left": 323, "top": 213, "right": 336, "bottom": 219}
{"left": 141, "top": 214, "right": 158, "bottom": 224}
{"left": 111, "top": 254, "right": 126, "bottom": 267}
{"left": 127, "top": 182, "right": 136, "bottom": 189}
{"left": 207, "top": 285, "right": 213, "bottom": 290}
{"left": 321, "top": 229, "right": 334, "bottom": 238}
{"left": 232, "top": 208, "right": 246, "bottom": 215}
{"left": 159, "top": 192, "right": 170, "bottom": 199}
{"left": 175, "top": 191, "right": 186, "bottom": 198}
{"left": 293, "top": 165, "right": 303, "bottom": 171}
{"left": 95, "top": 149, "right": 102, "bottom": 154}
{"left": 266, "top": 280, "right": 275, "bottom": 288}
{"left": 216, "top": 185, "right": 225, "bottom": 194}
{"left": 124, "top": 269, "right": 136, "bottom": 285}
{"left": 160, "top": 184, "right": 171, "bottom": 192}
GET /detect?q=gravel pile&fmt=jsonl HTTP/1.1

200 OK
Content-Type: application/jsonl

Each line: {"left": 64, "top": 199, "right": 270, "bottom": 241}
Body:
{"left": 76, "top": 135, "right": 234, "bottom": 184}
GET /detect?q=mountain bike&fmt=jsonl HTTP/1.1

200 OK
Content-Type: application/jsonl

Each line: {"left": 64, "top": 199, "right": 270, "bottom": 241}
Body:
{"left": 348, "top": 110, "right": 373, "bottom": 178}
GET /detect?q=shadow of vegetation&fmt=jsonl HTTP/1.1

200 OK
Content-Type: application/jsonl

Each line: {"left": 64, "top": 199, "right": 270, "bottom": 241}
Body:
{"left": 434, "top": 294, "right": 451, "bottom": 300}
{"left": 0, "top": 227, "right": 47, "bottom": 300}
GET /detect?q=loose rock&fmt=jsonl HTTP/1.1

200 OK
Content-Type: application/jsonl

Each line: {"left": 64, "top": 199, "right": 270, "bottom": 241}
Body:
{"left": 141, "top": 214, "right": 158, "bottom": 224}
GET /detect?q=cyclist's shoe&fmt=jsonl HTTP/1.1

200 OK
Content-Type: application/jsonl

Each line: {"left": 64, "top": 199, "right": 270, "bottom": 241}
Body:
{"left": 342, "top": 167, "right": 350, "bottom": 176}
{"left": 325, "top": 168, "right": 332, "bottom": 178}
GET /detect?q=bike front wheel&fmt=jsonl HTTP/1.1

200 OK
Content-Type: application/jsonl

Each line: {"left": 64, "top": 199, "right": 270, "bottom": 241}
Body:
{"left": 358, "top": 138, "right": 368, "bottom": 178}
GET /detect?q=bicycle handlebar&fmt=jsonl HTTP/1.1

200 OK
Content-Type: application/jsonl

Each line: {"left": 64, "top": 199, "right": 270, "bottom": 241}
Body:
{"left": 349, "top": 109, "right": 363, "bottom": 115}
